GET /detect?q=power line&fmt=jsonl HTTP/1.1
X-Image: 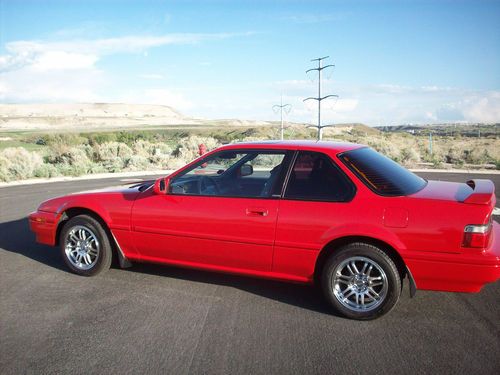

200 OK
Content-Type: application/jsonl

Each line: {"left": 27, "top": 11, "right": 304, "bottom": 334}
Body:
{"left": 303, "top": 56, "right": 338, "bottom": 141}
{"left": 272, "top": 94, "right": 291, "bottom": 140}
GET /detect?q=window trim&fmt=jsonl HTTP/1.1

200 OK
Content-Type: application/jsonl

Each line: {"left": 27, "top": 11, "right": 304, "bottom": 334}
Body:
{"left": 168, "top": 148, "right": 292, "bottom": 200}
{"left": 281, "top": 150, "right": 357, "bottom": 203}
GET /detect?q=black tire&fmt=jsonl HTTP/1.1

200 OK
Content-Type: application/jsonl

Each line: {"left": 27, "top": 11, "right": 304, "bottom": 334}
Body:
{"left": 321, "top": 242, "right": 401, "bottom": 320}
{"left": 59, "top": 215, "right": 112, "bottom": 276}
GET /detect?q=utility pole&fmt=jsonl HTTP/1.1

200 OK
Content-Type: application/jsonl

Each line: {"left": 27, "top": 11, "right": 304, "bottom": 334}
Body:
{"left": 304, "top": 56, "right": 338, "bottom": 141}
{"left": 272, "top": 95, "right": 291, "bottom": 140}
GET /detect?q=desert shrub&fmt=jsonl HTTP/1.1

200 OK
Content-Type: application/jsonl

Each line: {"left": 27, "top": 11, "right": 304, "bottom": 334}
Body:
{"left": 34, "top": 163, "right": 60, "bottom": 178}
{"left": 445, "top": 147, "right": 463, "bottom": 165}
{"left": 399, "top": 148, "right": 420, "bottom": 167}
{"left": 132, "top": 140, "right": 157, "bottom": 158}
{"left": 0, "top": 155, "right": 11, "bottom": 181}
{"left": 117, "top": 131, "right": 144, "bottom": 145}
{"left": 45, "top": 145, "right": 95, "bottom": 176}
{"left": 463, "top": 148, "right": 491, "bottom": 164}
{"left": 127, "top": 155, "right": 150, "bottom": 171}
{"left": 95, "top": 142, "right": 133, "bottom": 172}
{"left": 0, "top": 147, "right": 43, "bottom": 180}
{"left": 366, "top": 138, "right": 401, "bottom": 161}
{"left": 173, "top": 136, "right": 221, "bottom": 163}
{"left": 86, "top": 132, "right": 117, "bottom": 146}
{"left": 96, "top": 142, "right": 133, "bottom": 161}
{"left": 33, "top": 133, "right": 87, "bottom": 147}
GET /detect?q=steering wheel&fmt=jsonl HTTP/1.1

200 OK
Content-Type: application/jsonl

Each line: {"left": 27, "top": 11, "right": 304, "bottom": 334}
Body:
{"left": 198, "top": 176, "right": 220, "bottom": 195}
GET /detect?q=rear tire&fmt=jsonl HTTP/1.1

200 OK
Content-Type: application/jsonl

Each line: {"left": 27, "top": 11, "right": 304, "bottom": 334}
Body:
{"left": 321, "top": 243, "right": 401, "bottom": 320}
{"left": 59, "top": 215, "right": 112, "bottom": 276}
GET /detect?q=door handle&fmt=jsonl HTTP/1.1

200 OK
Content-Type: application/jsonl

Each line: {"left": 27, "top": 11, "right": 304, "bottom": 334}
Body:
{"left": 246, "top": 207, "right": 269, "bottom": 217}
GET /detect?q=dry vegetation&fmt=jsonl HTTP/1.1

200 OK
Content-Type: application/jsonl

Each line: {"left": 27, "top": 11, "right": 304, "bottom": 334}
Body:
{"left": 0, "top": 123, "right": 498, "bottom": 182}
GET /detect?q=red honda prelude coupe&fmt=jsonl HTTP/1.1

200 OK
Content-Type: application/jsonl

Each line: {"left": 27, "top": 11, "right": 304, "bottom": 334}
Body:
{"left": 29, "top": 141, "right": 500, "bottom": 320}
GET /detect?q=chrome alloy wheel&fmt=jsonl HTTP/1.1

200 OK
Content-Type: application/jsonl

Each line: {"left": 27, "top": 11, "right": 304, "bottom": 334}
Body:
{"left": 64, "top": 225, "right": 100, "bottom": 270}
{"left": 332, "top": 256, "right": 388, "bottom": 312}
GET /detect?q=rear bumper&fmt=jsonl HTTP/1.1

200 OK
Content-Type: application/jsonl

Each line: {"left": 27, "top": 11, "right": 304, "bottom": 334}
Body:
{"left": 28, "top": 211, "right": 58, "bottom": 246}
{"left": 406, "top": 221, "right": 500, "bottom": 293}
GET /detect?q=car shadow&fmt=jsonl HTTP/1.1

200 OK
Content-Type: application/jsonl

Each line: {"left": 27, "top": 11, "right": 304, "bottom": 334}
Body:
{"left": 0, "top": 217, "right": 337, "bottom": 317}
{"left": 0, "top": 217, "right": 69, "bottom": 272}
{"left": 126, "top": 262, "right": 337, "bottom": 316}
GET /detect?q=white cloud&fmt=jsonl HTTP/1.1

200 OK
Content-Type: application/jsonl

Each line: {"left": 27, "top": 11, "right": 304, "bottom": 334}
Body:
{"left": 0, "top": 32, "right": 243, "bottom": 73}
{"left": 0, "top": 65, "right": 105, "bottom": 102}
{"left": 32, "top": 51, "right": 98, "bottom": 71}
{"left": 461, "top": 92, "right": 500, "bottom": 123}
{"left": 0, "top": 32, "right": 248, "bottom": 105}
{"left": 266, "top": 80, "right": 500, "bottom": 125}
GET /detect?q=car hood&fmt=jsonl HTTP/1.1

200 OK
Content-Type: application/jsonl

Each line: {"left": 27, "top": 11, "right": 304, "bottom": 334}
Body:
{"left": 37, "top": 180, "right": 154, "bottom": 214}
{"left": 71, "top": 180, "right": 154, "bottom": 195}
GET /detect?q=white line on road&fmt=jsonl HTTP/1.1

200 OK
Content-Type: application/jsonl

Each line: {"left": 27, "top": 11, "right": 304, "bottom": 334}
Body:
{"left": 493, "top": 207, "right": 500, "bottom": 216}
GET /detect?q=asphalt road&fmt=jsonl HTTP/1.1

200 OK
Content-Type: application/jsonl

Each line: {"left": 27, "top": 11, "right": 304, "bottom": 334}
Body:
{"left": 1, "top": 172, "right": 499, "bottom": 375}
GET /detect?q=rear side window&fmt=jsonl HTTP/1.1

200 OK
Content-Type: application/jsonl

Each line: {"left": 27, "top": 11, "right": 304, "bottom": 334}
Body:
{"left": 285, "top": 151, "right": 355, "bottom": 202}
{"left": 339, "top": 147, "right": 426, "bottom": 196}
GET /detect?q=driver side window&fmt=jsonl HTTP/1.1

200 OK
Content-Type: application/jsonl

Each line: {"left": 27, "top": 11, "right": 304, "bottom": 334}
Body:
{"left": 169, "top": 149, "right": 288, "bottom": 198}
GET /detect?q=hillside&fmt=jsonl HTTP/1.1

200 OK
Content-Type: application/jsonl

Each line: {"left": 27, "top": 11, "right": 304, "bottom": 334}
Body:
{"left": 0, "top": 103, "right": 194, "bottom": 131}
{"left": 0, "top": 103, "right": 312, "bottom": 131}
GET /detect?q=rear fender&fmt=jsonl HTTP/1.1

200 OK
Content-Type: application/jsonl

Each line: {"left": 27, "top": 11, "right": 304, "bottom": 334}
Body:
{"left": 321, "top": 223, "right": 407, "bottom": 253}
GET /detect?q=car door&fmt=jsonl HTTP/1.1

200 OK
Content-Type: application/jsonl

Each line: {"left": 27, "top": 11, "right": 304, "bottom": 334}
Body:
{"left": 131, "top": 149, "right": 291, "bottom": 272}
{"left": 272, "top": 150, "right": 357, "bottom": 278}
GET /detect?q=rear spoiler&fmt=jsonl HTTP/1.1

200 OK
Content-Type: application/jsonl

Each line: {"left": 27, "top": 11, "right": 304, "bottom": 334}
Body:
{"left": 463, "top": 179, "right": 495, "bottom": 205}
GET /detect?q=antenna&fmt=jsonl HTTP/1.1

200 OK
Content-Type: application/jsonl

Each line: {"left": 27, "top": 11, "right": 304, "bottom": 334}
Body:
{"left": 303, "top": 56, "right": 338, "bottom": 141}
{"left": 272, "top": 94, "right": 291, "bottom": 140}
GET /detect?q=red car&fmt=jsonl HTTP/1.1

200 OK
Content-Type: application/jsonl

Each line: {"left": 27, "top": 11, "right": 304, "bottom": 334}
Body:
{"left": 29, "top": 141, "right": 500, "bottom": 320}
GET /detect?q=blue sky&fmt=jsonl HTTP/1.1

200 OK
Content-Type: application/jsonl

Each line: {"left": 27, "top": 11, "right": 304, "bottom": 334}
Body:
{"left": 1, "top": 0, "right": 499, "bottom": 125}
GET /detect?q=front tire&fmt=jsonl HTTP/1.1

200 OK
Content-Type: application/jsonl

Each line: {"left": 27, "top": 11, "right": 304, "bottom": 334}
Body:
{"left": 59, "top": 215, "right": 112, "bottom": 276}
{"left": 321, "top": 243, "right": 401, "bottom": 320}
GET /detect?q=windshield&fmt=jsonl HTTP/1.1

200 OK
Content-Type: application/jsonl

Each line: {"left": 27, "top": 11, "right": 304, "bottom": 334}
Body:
{"left": 339, "top": 147, "right": 426, "bottom": 196}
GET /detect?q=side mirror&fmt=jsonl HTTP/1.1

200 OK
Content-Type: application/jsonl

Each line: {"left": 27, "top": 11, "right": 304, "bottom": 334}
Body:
{"left": 153, "top": 177, "right": 169, "bottom": 195}
{"left": 240, "top": 164, "right": 253, "bottom": 177}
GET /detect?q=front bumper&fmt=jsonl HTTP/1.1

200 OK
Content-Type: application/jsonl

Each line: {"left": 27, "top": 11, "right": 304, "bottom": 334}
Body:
{"left": 406, "top": 221, "right": 500, "bottom": 293}
{"left": 28, "top": 211, "right": 58, "bottom": 246}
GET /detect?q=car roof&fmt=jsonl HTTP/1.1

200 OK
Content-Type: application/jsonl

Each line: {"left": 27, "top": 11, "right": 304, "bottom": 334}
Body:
{"left": 217, "top": 140, "right": 365, "bottom": 153}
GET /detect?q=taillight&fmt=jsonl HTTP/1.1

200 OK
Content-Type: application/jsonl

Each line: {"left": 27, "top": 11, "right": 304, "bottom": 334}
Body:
{"left": 462, "top": 220, "right": 492, "bottom": 248}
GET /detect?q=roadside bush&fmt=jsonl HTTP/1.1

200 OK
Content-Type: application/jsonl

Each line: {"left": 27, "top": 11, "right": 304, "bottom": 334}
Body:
{"left": 0, "top": 155, "right": 11, "bottom": 181}
{"left": 366, "top": 138, "right": 401, "bottom": 161}
{"left": 399, "top": 147, "right": 421, "bottom": 167}
{"left": 173, "top": 136, "right": 221, "bottom": 162}
{"left": 0, "top": 147, "right": 43, "bottom": 180}
{"left": 45, "top": 145, "right": 94, "bottom": 176}
{"left": 445, "top": 147, "right": 463, "bottom": 164}
{"left": 132, "top": 140, "right": 157, "bottom": 158}
{"left": 33, "top": 163, "right": 60, "bottom": 178}
{"left": 463, "top": 148, "right": 490, "bottom": 165}
{"left": 95, "top": 142, "right": 134, "bottom": 172}
{"left": 127, "top": 154, "right": 150, "bottom": 171}
{"left": 32, "top": 133, "right": 87, "bottom": 147}
{"left": 86, "top": 132, "right": 117, "bottom": 146}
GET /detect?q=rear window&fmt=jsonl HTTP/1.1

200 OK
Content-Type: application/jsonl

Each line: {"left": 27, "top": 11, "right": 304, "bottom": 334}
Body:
{"left": 339, "top": 147, "right": 426, "bottom": 196}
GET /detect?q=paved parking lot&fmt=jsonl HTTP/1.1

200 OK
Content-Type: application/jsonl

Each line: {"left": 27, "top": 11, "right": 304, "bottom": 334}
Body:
{"left": 1, "top": 172, "right": 499, "bottom": 374}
